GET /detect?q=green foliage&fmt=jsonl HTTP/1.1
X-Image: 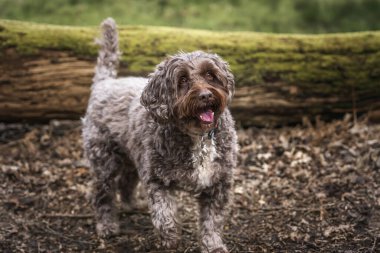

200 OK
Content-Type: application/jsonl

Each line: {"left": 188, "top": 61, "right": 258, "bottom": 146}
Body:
{"left": 0, "top": 0, "right": 379, "bottom": 33}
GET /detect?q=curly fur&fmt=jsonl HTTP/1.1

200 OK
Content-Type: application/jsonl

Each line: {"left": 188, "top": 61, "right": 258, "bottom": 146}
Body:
{"left": 82, "top": 18, "right": 238, "bottom": 253}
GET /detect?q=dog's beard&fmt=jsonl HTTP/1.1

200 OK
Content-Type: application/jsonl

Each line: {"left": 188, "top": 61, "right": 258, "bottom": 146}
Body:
{"left": 174, "top": 87, "right": 228, "bottom": 134}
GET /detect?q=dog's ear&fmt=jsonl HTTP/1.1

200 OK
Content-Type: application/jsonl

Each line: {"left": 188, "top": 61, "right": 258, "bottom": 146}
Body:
{"left": 140, "top": 60, "right": 174, "bottom": 123}
{"left": 210, "top": 54, "right": 235, "bottom": 104}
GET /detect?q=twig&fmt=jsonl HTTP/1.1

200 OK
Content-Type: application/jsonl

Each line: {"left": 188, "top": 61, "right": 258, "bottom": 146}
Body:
{"left": 244, "top": 203, "right": 336, "bottom": 213}
{"left": 119, "top": 210, "right": 150, "bottom": 215}
{"left": 228, "top": 241, "right": 237, "bottom": 253}
{"left": 180, "top": 226, "right": 193, "bottom": 235}
{"left": 250, "top": 206, "right": 320, "bottom": 212}
{"left": 183, "top": 246, "right": 193, "bottom": 253}
{"left": 41, "top": 213, "right": 93, "bottom": 219}
{"left": 147, "top": 250, "right": 177, "bottom": 253}
{"left": 371, "top": 237, "right": 378, "bottom": 253}
{"left": 41, "top": 222, "right": 95, "bottom": 245}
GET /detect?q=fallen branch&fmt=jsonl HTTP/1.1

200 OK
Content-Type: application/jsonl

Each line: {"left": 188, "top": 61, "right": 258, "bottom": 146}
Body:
{"left": 0, "top": 20, "right": 380, "bottom": 126}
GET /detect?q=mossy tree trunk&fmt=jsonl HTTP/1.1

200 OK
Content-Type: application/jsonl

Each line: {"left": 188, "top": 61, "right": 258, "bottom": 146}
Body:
{"left": 0, "top": 20, "right": 379, "bottom": 126}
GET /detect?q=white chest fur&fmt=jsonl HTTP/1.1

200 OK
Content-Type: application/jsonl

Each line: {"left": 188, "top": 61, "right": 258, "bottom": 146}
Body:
{"left": 191, "top": 137, "right": 219, "bottom": 189}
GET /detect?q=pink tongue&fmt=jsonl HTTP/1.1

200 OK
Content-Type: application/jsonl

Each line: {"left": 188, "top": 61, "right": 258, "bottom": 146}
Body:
{"left": 199, "top": 110, "right": 214, "bottom": 123}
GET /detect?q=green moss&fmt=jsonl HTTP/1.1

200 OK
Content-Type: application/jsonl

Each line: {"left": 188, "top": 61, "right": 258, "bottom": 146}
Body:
{"left": 1, "top": 19, "right": 380, "bottom": 93}
{"left": 0, "top": 20, "right": 98, "bottom": 55}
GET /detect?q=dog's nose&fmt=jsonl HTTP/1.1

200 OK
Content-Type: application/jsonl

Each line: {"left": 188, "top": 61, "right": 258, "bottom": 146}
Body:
{"left": 199, "top": 89, "right": 212, "bottom": 102}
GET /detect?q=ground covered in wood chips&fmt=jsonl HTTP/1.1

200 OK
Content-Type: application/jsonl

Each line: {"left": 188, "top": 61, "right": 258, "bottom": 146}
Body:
{"left": 0, "top": 116, "right": 379, "bottom": 253}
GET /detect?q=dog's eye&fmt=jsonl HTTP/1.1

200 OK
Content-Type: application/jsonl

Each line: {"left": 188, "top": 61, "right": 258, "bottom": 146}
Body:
{"left": 179, "top": 76, "right": 188, "bottom": 84}
{"left": 205, "top": 71, "right": 214, "bottom": 81}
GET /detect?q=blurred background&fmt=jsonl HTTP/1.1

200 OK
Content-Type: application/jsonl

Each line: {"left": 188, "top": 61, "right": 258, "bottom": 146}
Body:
{"left": 1, "top": 0, "right": 379, "bottom": 33}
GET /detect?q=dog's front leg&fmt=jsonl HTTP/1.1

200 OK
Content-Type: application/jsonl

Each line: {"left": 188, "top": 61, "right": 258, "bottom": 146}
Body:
{"left": 198, "top": 182, "right": 232, "bottom": 253}
{"left": 147, "top": 184, "right": 179, "bottom": 249}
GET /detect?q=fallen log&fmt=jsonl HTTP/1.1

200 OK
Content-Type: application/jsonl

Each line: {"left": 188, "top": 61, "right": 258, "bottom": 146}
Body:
{"left": 0, "top": 19, "right": 379, "bottom": 126}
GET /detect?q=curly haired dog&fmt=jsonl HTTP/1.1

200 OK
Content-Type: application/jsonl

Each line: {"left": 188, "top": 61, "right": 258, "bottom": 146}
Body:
{"left": 82, "top": 18, "right": 238, "bottom": 253}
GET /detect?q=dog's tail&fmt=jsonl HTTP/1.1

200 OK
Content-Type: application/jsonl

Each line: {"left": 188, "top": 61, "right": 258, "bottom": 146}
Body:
{"left": 93, "top": 17, "right": 121, "bottom": 83}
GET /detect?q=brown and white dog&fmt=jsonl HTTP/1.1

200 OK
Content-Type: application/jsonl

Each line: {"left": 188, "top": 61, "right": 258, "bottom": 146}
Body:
{"left": 82, "top": 18, "right": 238, "bottom": 253}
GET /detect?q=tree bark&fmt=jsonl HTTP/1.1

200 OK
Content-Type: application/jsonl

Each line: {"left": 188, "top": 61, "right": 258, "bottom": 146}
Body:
{"left": 0, "top": 20, "right": 379, "bottom": 126}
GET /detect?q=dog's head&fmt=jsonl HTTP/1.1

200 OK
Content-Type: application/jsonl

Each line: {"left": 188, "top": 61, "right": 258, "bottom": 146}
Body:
{"left": 141, "top": 51, "right": 234, "bottom": 134}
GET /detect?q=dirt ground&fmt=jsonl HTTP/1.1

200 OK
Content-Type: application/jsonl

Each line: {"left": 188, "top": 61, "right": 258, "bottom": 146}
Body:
{"left": 0, "top": 115, "right": 379, "bottom": 253}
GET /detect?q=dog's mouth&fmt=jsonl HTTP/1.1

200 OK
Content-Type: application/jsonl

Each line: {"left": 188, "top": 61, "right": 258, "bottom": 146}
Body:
{"left": 175, "top": 103, "right": 221, "bottom": 134}
{"left": 198, "top": 109, "right": 214, "bottom": 124}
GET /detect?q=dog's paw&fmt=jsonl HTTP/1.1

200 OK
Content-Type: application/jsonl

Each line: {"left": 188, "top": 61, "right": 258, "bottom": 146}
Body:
{"left": 201, "top": 245, "right": 228, "bottom": 253}
{"left": 96, "top": 222, "right": 120, "bottom": 238}
{"left": 120, "top": 199, "right": 148, "bottom": 212}
{"left": 134, "top": 198, "right": 148, "bottom": 210}
{"left": 210, "top": 247, "right": 228, "bottom": 253}
{"left": 159, "top": 232, "right": 180, "bottom": 250}
{"left": 160, "top": 237, "right": 179, "bottom": 249}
